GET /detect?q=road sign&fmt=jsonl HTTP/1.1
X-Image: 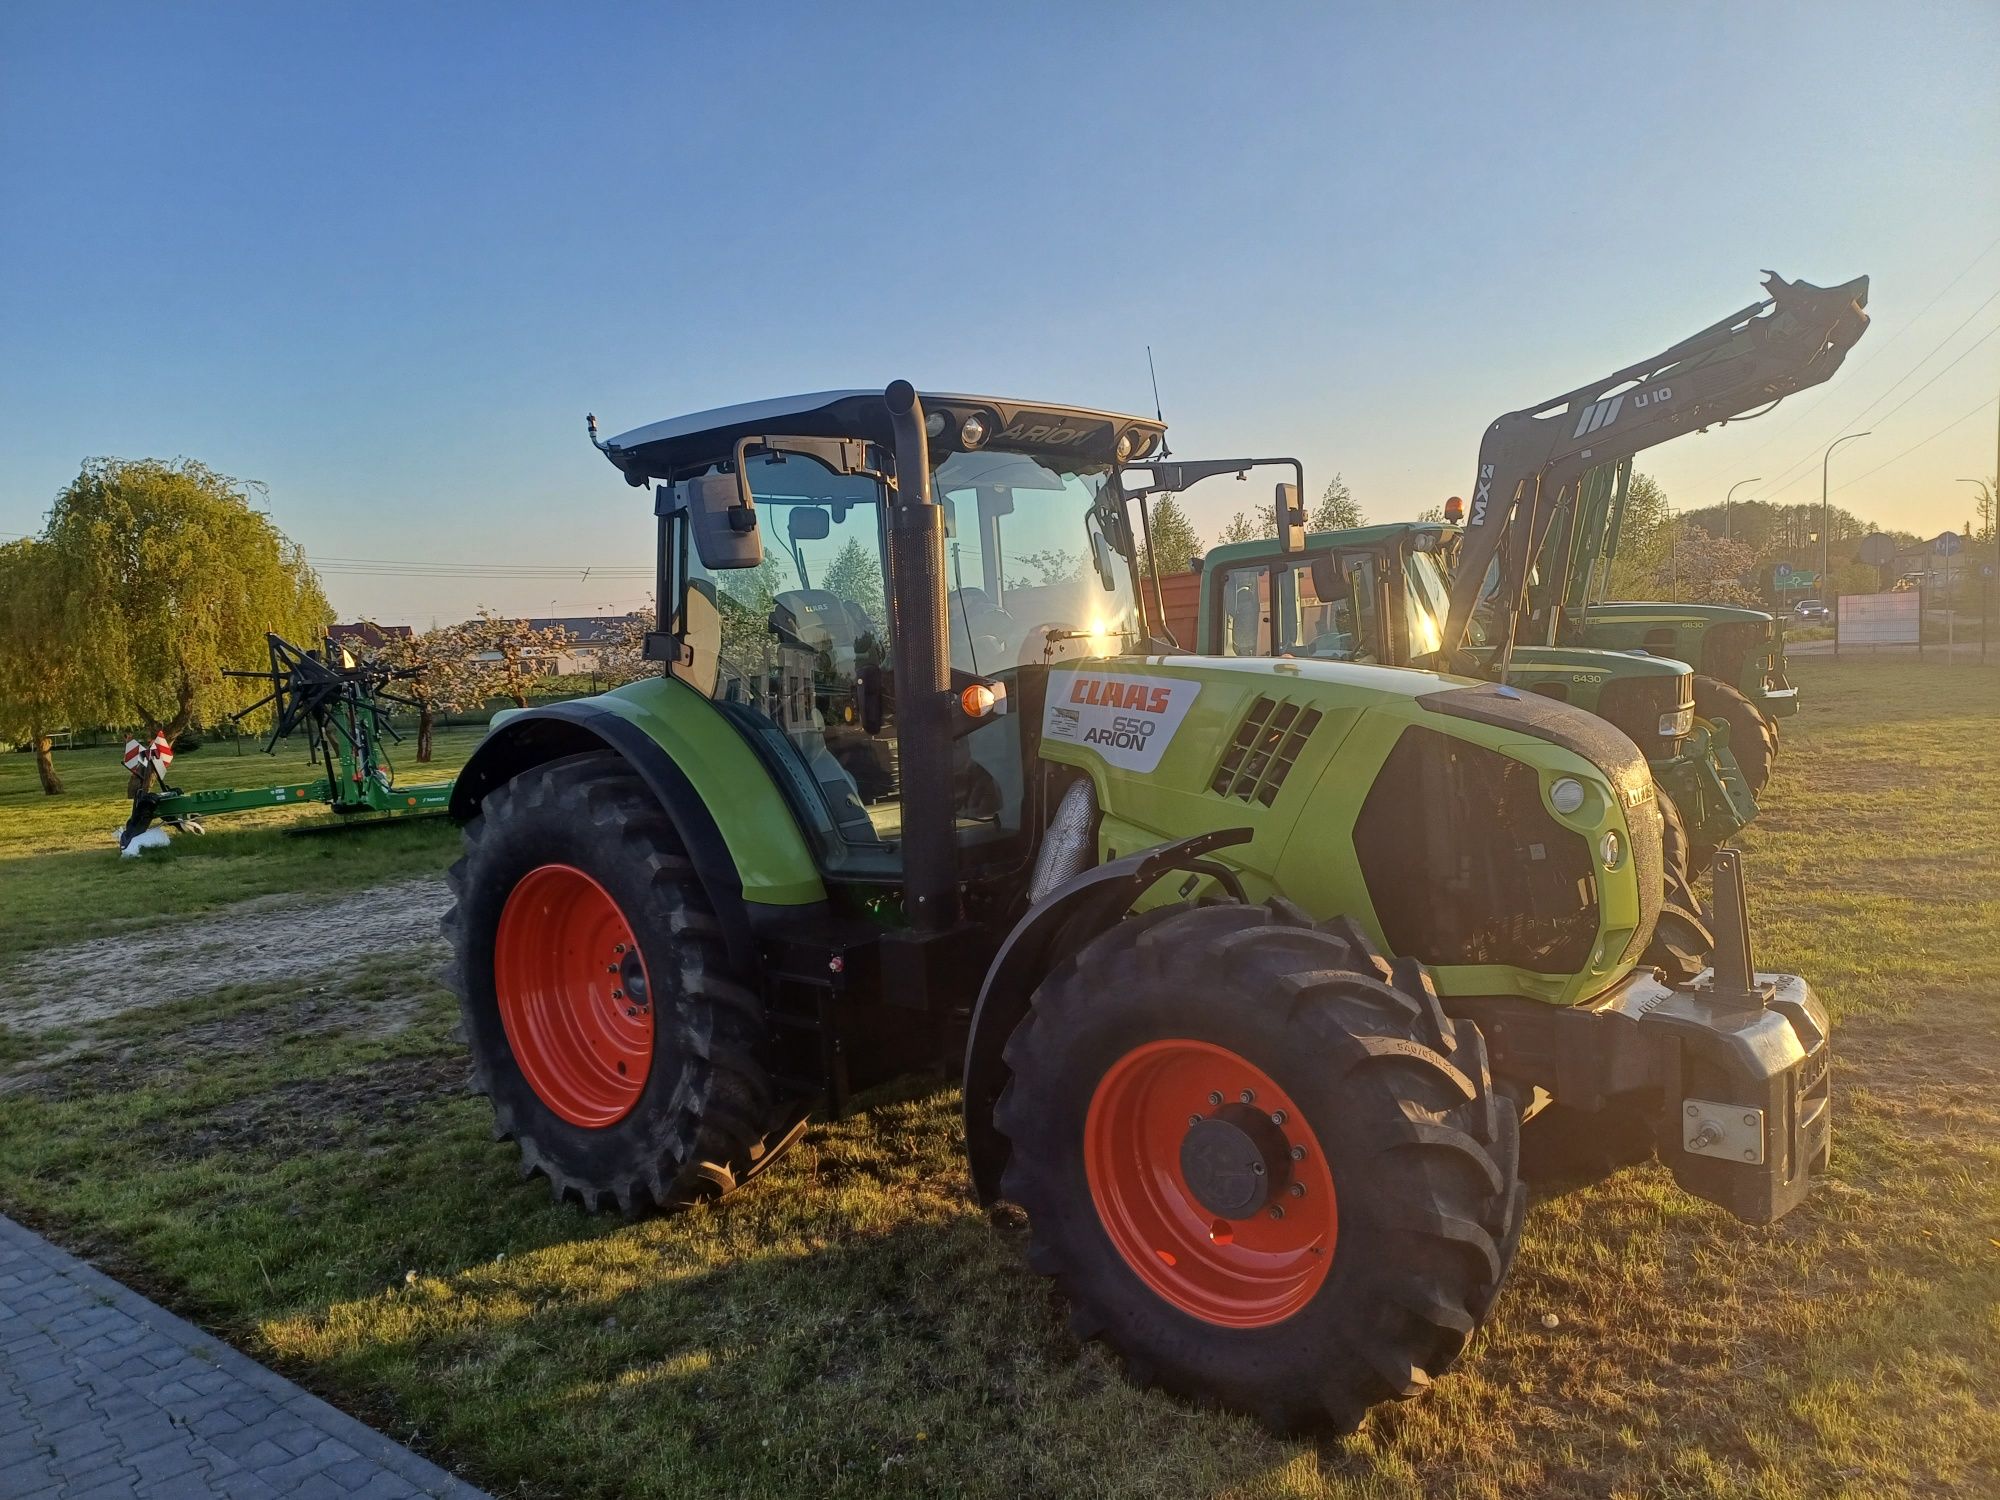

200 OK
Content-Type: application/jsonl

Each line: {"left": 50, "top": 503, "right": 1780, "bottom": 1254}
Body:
{"left": 1934, "top": 531, "right": 1962, "bottom": 556}
{"left": 1773, "top": 565, "right": 1817, "bottom": 589}
{"left": 1856, "top": 533, "right": 1897, "bottom": 566}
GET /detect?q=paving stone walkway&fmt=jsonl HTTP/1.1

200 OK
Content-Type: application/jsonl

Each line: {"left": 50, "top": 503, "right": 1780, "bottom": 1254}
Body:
{"left": 0, "top": 1215, "right": 487, "bottom": 1499}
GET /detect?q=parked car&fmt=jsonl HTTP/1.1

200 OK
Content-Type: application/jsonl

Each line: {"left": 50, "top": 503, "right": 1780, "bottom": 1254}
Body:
{"left": 1793, "top": 598, "right": 1831, "bottom": 622}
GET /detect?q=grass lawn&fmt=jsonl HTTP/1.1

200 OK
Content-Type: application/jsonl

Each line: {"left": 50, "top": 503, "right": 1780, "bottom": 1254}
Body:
{"left": 0, "top": 723, "right": 483, "bottom": 958}
{"left": 1, "top": 657, "right": 1996, "bottom": 1498}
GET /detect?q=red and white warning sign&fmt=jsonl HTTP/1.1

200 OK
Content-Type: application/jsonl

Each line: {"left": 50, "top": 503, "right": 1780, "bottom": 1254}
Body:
{"left": 123, "top": 733, "right": 173, "bottom": 774}
{"left": 1043, "top": 670, "right": 1201, "bottom": 772}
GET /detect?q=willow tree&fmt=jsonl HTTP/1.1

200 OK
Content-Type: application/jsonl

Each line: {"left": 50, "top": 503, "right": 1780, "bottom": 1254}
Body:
{"left": 0, "top": 539, "right": 77, "bottom": 793}
{"left": 45, "top": 458, "right": 331, "bottom": 739}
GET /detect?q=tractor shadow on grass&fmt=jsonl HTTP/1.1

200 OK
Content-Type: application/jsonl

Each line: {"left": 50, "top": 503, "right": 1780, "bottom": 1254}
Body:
{"left": 281, "top": 1201, "right": 1312, "bottom": 1499}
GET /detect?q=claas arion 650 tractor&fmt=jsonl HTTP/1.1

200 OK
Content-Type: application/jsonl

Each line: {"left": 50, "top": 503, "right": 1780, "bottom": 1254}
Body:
{"left": 443, "top": 381, "right": 1832, "bottom": 1432}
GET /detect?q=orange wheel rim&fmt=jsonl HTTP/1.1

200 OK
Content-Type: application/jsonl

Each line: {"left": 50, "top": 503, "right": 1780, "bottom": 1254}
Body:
{"left": 1084, "top": 1038, "right": 1335, "bottom": 1327}
{"left": 495, "top": 864, "right": 653, "bottom": 1127}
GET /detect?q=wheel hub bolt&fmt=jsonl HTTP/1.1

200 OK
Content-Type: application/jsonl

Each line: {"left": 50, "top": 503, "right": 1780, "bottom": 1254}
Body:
{"left": 611, "top": 989, "right": 623, "bottom": 1000}
{"left": 1290, "top": 1145, "right": 1305, "bottom": 1161}
{"left": 1239, "top": 1089, "right": 1256, "bottom": 1104}
{"left": 1270, "top": 1109, "right": 1287, "bottom": 1125}
{"left": 1208, "top": 1091, "right": 1223, "bottom": 1106}
{"left": 1289, "top": 1182, "right": 1305, "bottom": 1198}
{"left": 1188, "top": 1114, "right": 1201, "bottom": 1127}
{"left": 614, "top": 944, "right": 627, "bottom": 954}
{"left": 1268, "top": 1205, "right": 1285, "bottom": 1220}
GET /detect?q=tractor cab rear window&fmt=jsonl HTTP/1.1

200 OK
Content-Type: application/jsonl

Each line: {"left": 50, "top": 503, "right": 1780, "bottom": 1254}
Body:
{"left": 665, "top": 448, "right": 1138, "bottom": 877}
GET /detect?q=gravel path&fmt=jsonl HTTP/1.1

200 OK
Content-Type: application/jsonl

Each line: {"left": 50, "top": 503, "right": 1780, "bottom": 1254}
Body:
{"left": 0, "top": 877, "right": 451, "bottom": 1035}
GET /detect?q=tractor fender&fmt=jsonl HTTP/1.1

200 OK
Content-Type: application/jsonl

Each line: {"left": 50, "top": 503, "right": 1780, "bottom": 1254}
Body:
{"left": 449, "top": 689, "right": 825, "bottom": 971}
{"left": 962, "top": 827, "right": 1253, "bottom": 1204}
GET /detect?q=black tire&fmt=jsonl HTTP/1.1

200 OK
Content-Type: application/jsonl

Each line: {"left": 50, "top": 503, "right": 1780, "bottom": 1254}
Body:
{"left": 1646, "top": 787, "right": 1714, "bottom": 984}
{"left": 1693, "top": 675, "right": 1775, "bottom": 798}
{"left": 442, "top": 751, "right": 805, "bottom": 1212}
{"left": 996, "top": 900, "right": 1523, "bottom": 1433}
{"left": 1657, "top": 786, "right": 1700, "bottom": 898}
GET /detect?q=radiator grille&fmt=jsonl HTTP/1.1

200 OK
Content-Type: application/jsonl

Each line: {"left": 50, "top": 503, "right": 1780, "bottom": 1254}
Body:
{"left": 1211, "top": 696, "right": 1323, "bottom": 806}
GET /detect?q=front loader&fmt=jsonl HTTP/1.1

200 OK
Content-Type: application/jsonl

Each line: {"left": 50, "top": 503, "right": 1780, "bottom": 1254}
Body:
{"left": 444, "top": 383, "right": 1831, "bottom": 1432}
{"left": 1443, "top": 271, "right": 1869, "bottom": 798}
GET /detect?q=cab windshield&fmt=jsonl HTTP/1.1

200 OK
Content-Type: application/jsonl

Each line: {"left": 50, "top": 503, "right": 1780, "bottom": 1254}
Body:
{"left": 675, "top": 446, "right": 1138, "bottom": 876}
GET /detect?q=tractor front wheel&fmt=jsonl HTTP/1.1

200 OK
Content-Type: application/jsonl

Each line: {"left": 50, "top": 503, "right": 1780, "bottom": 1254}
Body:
{"left": 996, "top": 902, "right": 1522, "bottom": 1432}
{"left": 1693, "top": 676, "right": 1776, "bottom": 798}
{"left": 443, "top": 751, "right": 804, "bottom": 1212}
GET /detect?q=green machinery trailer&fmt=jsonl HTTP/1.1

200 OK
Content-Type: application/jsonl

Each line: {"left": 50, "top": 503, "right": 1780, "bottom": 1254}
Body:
{"left": 118, "top": 633, "right": 453, "bottom": 849}
{"left": 440, "top": 376, "right": 1836, "bottom": 1432}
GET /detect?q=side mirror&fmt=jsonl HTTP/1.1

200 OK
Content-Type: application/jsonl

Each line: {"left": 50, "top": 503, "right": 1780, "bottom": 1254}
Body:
{"left": 1091, "top": 527, "right": 1119, "bottom": 591}
{"left": 787, "top": 507, "right": 832, "bottom": 542}
{"left": 1308, "top": 555, "right": 1340, "bottom": 600}
{"left": 1276, "top": 482, "right": 1305, "bottom": 554}
{"left": 670, "top": 475, "right": 763, "bottom": 570}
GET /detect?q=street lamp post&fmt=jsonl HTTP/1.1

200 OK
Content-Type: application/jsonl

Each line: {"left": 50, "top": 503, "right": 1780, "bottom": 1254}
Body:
{"left": 1963, "top": 477, "right": 1994, "bottom": 664}
{"left": 1821, "top": 433, "right": 1871, "bottom": 604}
{"left": 1725, "top": 476, "right": 1761, "bottom": 544}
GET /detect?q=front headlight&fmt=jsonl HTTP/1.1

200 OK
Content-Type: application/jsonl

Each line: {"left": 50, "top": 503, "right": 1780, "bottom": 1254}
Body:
{"left": 1658, "top": 705, "right": 1695, "bottom": 738}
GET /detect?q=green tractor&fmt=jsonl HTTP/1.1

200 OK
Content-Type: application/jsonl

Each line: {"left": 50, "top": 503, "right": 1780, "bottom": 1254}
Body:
{"left": 443, "top": 383, "right": 1832, "bottom": 1432}
{"left": 1547, "top": 459, "right": 1796, "bottom": 796}
{"left": 1441, "top": 274, "right": 1869, "bottom": 802}
{"left": 1192, "top": 514, "right": 1753, "bottom": 879}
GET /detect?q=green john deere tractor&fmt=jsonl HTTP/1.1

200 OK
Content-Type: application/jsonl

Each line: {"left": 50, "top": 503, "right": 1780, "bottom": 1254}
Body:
{"left": 1549, "top": 459, "right": 1796, "bottom": 797}
{"left": 444, "top": 383, "right": 1832, "bottom": 1432}
{"left": 1191, "top": 514, "right": 1752, "bottom": 881}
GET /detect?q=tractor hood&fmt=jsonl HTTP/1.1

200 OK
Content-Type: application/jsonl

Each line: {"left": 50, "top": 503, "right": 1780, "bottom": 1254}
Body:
{"left": 1039, "top": 654, "right": 1661, "bottom": 1005}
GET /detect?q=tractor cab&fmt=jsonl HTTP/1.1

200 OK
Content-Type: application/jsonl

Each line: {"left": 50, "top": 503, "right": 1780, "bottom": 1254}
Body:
{"left": 594, "top": 389, "right": 1166, "bottom": 885}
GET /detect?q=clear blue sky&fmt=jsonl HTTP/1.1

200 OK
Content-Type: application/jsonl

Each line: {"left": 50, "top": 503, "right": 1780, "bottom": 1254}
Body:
{"left": 4, "top": 1, "right": 1996, "bottom": 624}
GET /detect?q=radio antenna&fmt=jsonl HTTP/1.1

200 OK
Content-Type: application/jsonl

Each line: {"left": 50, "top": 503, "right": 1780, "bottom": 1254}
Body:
{"left": 1146, "top": 345, "right": 1170, "bottom": 457}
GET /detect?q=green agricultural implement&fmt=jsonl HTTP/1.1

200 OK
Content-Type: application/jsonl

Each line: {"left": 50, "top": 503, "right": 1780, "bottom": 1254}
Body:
{"left": 443, "top": 380, "right": 1834, "bottom": 1432}
{"left": 117, "top": 632, "right": 453, "bottom": 850}
{"left": 1192, "top": 515, "right": 1754, "bottom": 879}
{"left": 1544, "top": 457, "right": 1797, "bottom": 796}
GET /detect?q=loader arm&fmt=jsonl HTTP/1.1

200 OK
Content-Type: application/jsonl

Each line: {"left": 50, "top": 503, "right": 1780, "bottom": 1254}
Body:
{"left": 1442, "top": 272, "right": 1870, "bottom": 661}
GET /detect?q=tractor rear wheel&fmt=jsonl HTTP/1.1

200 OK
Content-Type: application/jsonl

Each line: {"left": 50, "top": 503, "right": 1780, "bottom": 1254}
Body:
{"left": 443, "top": 751, "right": 804, "bottom": 1212}
{"left": 1693, "top": 675, "right": 1775, "bottom": 798}
{"left": 996, "top": 901, "right": 1523, "bottom": 1432}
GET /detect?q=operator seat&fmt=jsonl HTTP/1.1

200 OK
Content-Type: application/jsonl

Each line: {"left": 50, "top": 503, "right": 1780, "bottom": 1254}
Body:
{"left": 771, "top": 587, "right": 895, "bottom": 811}
{"left": 949, "top": 586, "right": 1015, "bottom": 673}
